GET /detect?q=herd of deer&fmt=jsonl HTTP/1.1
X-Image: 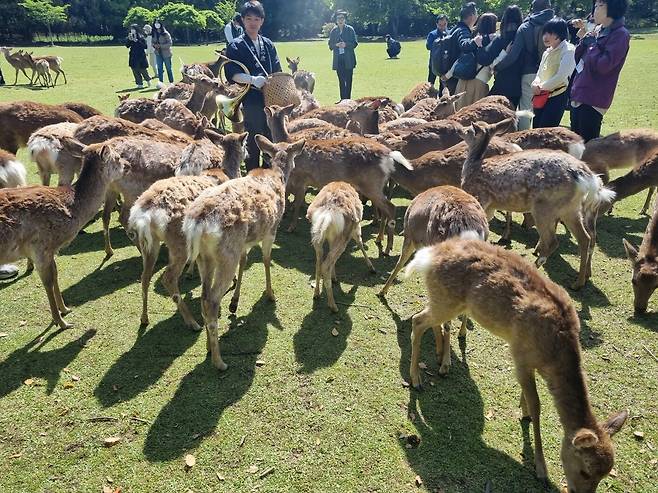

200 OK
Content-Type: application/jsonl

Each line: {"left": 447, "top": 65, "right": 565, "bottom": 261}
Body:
{"left": 2, "top": 52, "right": 658, "bottom": 491}
{"left": 1, "top": 47, "right": 67, "bottom": 88}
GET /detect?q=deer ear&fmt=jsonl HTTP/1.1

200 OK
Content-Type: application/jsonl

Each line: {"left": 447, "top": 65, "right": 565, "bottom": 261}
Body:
{"left": 264, "top": 106, "right": 274, "bottom": 118}
{"left": 441, "top": 86, "right": 450, "bottom": 98}
{"left": 282, "top": 103, "right": 296, "bottom": 115}
{"left": 255, "top": 134, "right": 277, "bottom": 157}
{"left": 368, "top": 99, "right": 384, "bottom": 110}
{"left": 450, "top": 92, "right": 466, "bottom": 103}
{"left": 289, "top": 138, "right": 306, "bottom": 155}
{"left": 572, "top": 429, "right": 599, "bottom": 449}
{"left": 61, "top": 137, "right": 85, "bottom": 159}
{"left": 622, "top": 239, "right": 639, "bottom": 265}
{"left": 601, "top": 410, "right": 628, "bottom": 438}
{"left": 239, "top": 132, "right": 249, "bottom": 144}
{"left": 286, "top": 57, "right": 292, "bottom": 64}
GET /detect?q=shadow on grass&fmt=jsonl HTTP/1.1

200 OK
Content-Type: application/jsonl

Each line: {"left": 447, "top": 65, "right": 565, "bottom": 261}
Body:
{"left": 294, "top": 284, "right": 356, "bottom": 373}
{"left": 0, "top": 328, "right": 97, "bottom": 398}
{"left": 628, "top": 311, "right": 658, "bottom": 333}
{"left": 60, "top": 226, "right": 134, "bottom": 257}
{"left": 382, "top": 298, "right": 559, "bottom": 493}
{"left": 143, "top": 295, "right": 278, "bottom": 462}
{"left": 597, "top": 214, "right": 649, "bottom": 259}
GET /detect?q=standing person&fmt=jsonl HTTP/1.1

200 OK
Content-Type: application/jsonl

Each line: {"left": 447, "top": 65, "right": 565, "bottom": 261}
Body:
{"left": 463, "top": 13, "right": 499, "bottom": 107}
{"left": 225, "top": 1, "right": 281, "bottom": 171}
{"left": 126, "top": 25, "right": 151, "bottom": 88}
{"left": 0, "top": 64, "right": 5, "bottom": 85}
{"left": 152, "top": 20, "right": 174, "bottom": 84}
{"left": 143, "top": 24, "right": 156, "bottom": 76}
{"left": 224, "top": 13, "right": 244, "bottom": 46}
{"left": 484, "top": 5, "right": 524, "bottom": 108}
{"left": 385, "top": 34, "right": 401, "bottom": 59}
{"left": 426, "top": 15, "right": 449, "bottom": 87}
{"left": 531, "top": 18, "right": 576, "bottom": 128}
{"left": 570, "top": 0, "right": 630, "bottom": 142}
{"left": 328, "top": 10, "right": 358, "bottom": 102}
{"left": 495, "top": 0, "right": 555, "bottom": 130}
{"left": 451, "top": 2, "right": 481, "bottom": 107}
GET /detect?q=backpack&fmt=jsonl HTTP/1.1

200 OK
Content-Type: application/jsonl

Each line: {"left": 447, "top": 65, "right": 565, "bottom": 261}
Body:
{"left": 431, "top": 29, "right": 460, "bottom": 76}
{"left": 530, "top": 22, "right": 548, "bottom": 68}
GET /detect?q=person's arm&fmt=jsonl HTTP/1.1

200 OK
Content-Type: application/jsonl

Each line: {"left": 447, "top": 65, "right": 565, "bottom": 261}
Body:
{"left": 137, "top": 38, "right": 146, "bottom": 50}
{"left": 426, "top": 31, "right": 436, "bottom": 51}
{"left": 159, "top": 33, "right": 172, "bottom": 52}
{"left": 477, "top": 36, "right": 502, "bottom": 65}
{"left": 224, "top": 23, "right": 234, "bottom": 43}
{"left": 328, "top": 29, "right": 336, "bottom": 50}
{"left": 345, "top": 26, "right": 358, "bottom": 50}
{"left": 585, "top": 30, "right": 630, "bottom": 75}
{"left": 455, "top": 27, "right": 477, "bottom": 53}
{"left": 125, "top": 38, "right": 132, "bottom": 48}
{"left": 540, "top": 46, "right": 576, "bottom": 91}
{"left": 270, "top": 42, "right": 282, "bottom": 73}
{"left": 494, "top": 28, "right": 525, "bottom": 71}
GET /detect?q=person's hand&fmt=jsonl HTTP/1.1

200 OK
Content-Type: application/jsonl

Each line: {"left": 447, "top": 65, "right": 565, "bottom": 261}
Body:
{"left": 474, "top": 34, "right": 483, "bottom": 47}
{"left": 251, "top": 75, "right": 267, "bottom": 88}
{"left": 532, "top": 84, "right": 541, "bottom": 96}
{"left": 337, "top": 41, "right": 346, "bottom": 49}
{"left": 571, "top": 18, "right": 586, "bottom": 30}
{"left": 153, "top": 43, "right": 159, "bottom": 48}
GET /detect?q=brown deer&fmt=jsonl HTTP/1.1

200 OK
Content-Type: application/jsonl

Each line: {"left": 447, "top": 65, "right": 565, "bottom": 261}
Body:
{"left": 0, "top": 144, "right": 127, "bottom": 328}
{"left": 57, "top": 102, "right": 102, "bottom": 119}
{"left": 400, "top": 94, "right": 462, "bottom": 120}
{"left": 183, "top": 136, "right": 305, "bottom": 370}
{"left": 0, "top": 47, "right": 32, "bottom": 84}
{"left": 603, "top": 151, "right": 658, "bottom": 215}
{"left": 27, "top": 122, "right": 81, "bottom": 185}
{"left": 128, "top": 132, "right": 247, "bottom": 329}
{"left": 404, "top": 238, "right": 628, "bottom": 491}
{"left": 459, "top": 119, "right": 614, "bottom": 289}
{"left": 307, "top": 182, "right": 375, "bottom": 312}
{"left": 27, "top": 53, "right": 67, "bottom": 85}
{"left": 286, "top": 56, "right": 316, "bottom": 93}
{"left": 0, "top": 101, "right": 83, "bottom": 154}
{"left": 0, "top": 149, "right": 27, "bottom": 188}
{"left": 32, "top": 58, "right": 53, "bottom": 88}
{"left": 502, "top": 127, "right": 585, "bottom": 159}
{"left": 623, "top": 201, "right": 658, "bottom": 315}
{"left": 400, "top": 82, "right": 440, "bottom": 110}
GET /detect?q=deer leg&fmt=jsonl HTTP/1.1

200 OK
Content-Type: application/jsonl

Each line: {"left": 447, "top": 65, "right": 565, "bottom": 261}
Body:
{"left": 515, "top": 366, "right": 548, "bottom": 480}
{"left": 321, "top": 234, "right": 351, "bottom": 312}
{"left": 411, "top": 306, "right": 444, "bottom": 388}
{"left": 161, "top": 248, "right": 201, "bottom": 331}
{"left": 13, "top": 68, "right": 19, "bottom": 85}
{"left": 50, "top": 259, "right": 71, "bottom": 316}
{"left": 287, "top": 185, "right": 306, "bottom": 233}
{"left": 35, "top": 254, "right": 71, "bottom": 329}
{"left": 353, "top": 224, "right": 375, "bottom": 273}
{"left": 196, "top": 255, "right": 215, "bottom": 331}
{"left": 312, "top": 242, "right": 323, "bottom": 300}
{"left": 379, "top": 235, "right": 415, "bottom": 296}
{"left": 229, "top": 251, "right": 247, "bottom": 314}
{"left": 262, "top": 234, "right": 276, "bottom": 301}
{"left": 532, "top": 209, "right": 559, "bottom": 269}
{"left": 205, "top": 256, "right": 237, "bottom": 371}
{"left": 641, "top": 187, "right": 655, "bottom": 215}
{"left": 498, "top": 212, "right": 513, "bottom": 245}
{"left": 61, "top": 69, "right": 67, "bottom": 84}
{"left": 102, "top": 191, "right": 118, "bottom": 258}
{"left": 370, "top": 192, "right": 396, "bottom": 256}
{"left": 139, "top": 241, "right": 161, "bottom": 327}
{"left": 38, "top": 166, "right": 51, "bottom": 186}
{"left": 431, "top": 323, "right": 445, "bottom": 367}
{"left": 561, "top": 210, "right": 592, "bottom": 290}
{"left": 458, "top": 314, "right": 468, "bottom": 338}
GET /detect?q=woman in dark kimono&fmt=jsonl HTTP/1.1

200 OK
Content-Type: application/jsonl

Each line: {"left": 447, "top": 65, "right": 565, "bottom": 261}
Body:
{"left": 328, "top": 10, "right": 358, "bottom": 102}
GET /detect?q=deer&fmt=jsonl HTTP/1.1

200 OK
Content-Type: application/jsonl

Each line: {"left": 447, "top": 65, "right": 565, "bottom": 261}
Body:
{"left": 32, "top": 58, "right": 53, "bottom": 88}
{"left": 0, "top": 101, "right": 83, "bottom": 154}
{"left": 0, "top": 143, "right": 127, "bottom": 329}
{"left": 379, "top": 187, "right": 489, "bottom": 352}
{"left": 502, "top": 127, "right": 585, "bottom": 159}
{"left": 1, "top": 47, "right": 32, "bottom": 84}
{"left": 27, "top": 122, "right": 81, "bottom": 185}
{"left": 154, "top": 99, "right": 208, "bottom": 136}
{"left": 623, "top": 201, "right": 658, "bottom": 315}
{"left": 127, "top": 132, "right": 248, "bottom": 329}
{"left": 603, "top": 151, "right": 658, "bottom": 215}
{"left": 286, "top": 56, "right": 316, "bottom": 93}
{"left": 582, "top": 129, "right": 658, "bottom": 214}
{"left": 458, "top": 119, "right": 615, "bottom": 289}
{"left": 27, "top": 52, "right": 67, "bottom": 85}
{"left": 290, "top": 89, "right": 320, "bottom": 120}
{"left": 265, "top": 104, "right": 414, "bottom": 256}
{"left": 183, "top": 135, "right": 306, "bottom": 370}
{"left": 400, "top": 95, "right": 462, "bottom": 120}
{"left": 404, "top": 237, "right": 628, "bottom": 492}
{"left": 115, "top": 96, "right": 160, "bottom": 123}
{"left": 74, "top": 115, "right": 193, "bottom": 147}
{"left": 306, "top": 182, "right": 375, "bottom": 312}
{"left": 0, "top": 149, "right": 27, "bottom": 188}
{"left": 57, "top": 102, "right": 102, "bottom": 120}
{"left": 401, "top": 82, "right": 440, "bottom": 110}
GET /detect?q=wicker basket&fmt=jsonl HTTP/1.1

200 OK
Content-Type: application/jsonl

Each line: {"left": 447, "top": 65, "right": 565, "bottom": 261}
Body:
{"left": 263, "top": 72, "right": 300, "bottom": 108}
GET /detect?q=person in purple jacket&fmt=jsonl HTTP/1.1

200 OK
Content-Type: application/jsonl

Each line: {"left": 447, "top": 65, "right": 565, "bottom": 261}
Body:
{"left": 570, "top": 0, "right": 630, "bottom": 142}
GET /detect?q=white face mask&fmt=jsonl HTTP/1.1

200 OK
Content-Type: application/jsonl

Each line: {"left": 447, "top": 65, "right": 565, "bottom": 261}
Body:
{"left": 155, "top": 23, "right": 161, "bottom": 29}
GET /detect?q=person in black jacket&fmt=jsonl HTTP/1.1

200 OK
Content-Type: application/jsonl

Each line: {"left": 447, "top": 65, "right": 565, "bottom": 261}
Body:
{"left": 446, "top": 2, "right": 480, "bottom": 97}
{"left": 426, "top": 15, "right": 448, "bottom": 86}
{"left": 224, "top": 1, "right": 281, "bottom": 171}
{"left": 329, "top": 10, "right": 358, "bottom": 102}
{"left": 385, "top": 35, "right": 401, "bottom": 58}
{"left": 481, "top": 5, "right": 524, "bottom": 108}
{"left": 126, "top": 25, "right": 151, "bottom": 88}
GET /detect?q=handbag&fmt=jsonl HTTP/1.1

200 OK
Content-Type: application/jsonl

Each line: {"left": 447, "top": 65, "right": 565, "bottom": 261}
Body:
{"left": 453, "top": 52, "right": 477, "bottom": 80}
{"left": 532, "top": 90, "right": 550, "bottom": 109}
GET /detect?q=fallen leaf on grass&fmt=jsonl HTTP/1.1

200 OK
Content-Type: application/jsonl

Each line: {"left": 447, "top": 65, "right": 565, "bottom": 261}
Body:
{"left": 248, "top": 464, "right": 259, "bottom": 474}
{"left": 216, "top": 472, "right": 225, "bottom": 482}
{"left": 184, "top": 454, "right": 196, "bottom": 470}
{"left": 415, "top": 475, "right": 423, "bottom": 487}
{"left": 485, "top": 409, "right": 494, "bottom": 421}
{"left": 239, "top": 435, "right": 246, "bottom": 447}
{"left": 63, "top": 382, "right": 75, "bottom": 389}
{"left": 609, "top": 468, "right": 618, "bottom": 478}
{"left": 259, "top": 466, "right": 274, "bottom": 479}
{"left": 9, "top": 452, "right": 22, "bottom": 459}
{"left": 23, "top": 378, "right": 34, "bottom": 386}
{"left": 103, "top": 487, "right": 113, "bottom": 493}
{"left": 71, "top": 375, "right": 80, "bottom": 382}
{"left": 377, "top": 328, "right": 387, "bottom": 334}
{"left": 19, "top": 320, "right": 27, "bottom": 327}
{"left": 634, "top": 431, "right": 645, "bottom": 440}
{"left": 255, "top": 360, "right": 266, "bottom": 367}
{"left": 331, "top": 328, "right": 339, "bottom": 337}
{"left": 103, "top": 436, "right": 122, "bottom": 448}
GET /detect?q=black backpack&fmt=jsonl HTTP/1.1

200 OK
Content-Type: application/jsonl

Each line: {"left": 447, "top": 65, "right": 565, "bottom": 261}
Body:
{"left": 431, "top": 29, "right": 460, "bottom": 76}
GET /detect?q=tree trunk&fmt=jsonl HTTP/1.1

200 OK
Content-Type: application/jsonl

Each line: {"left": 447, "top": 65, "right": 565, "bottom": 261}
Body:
{"left": 48, "top": 23, "right": 54, "bottom": 46}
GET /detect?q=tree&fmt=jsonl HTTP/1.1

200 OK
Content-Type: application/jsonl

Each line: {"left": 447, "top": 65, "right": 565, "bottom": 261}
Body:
{"left": 215, "top": 0, "right": 238, "bottom": 26}
{"left": 155, "top": 2, "right": 206, "bottom": 44}
{"left": 123, "top": 6, "right": 155, "bottom": 29}
{"left": 200, "top": 9, "right": 223, "bottom": 42}
{"left": 18, "top": 0, "right": 68, "bottom": 45}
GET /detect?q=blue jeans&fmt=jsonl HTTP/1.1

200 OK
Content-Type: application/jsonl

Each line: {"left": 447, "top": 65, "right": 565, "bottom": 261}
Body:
{"left": 155, "top": 54, "right": 174, "bottom": 83}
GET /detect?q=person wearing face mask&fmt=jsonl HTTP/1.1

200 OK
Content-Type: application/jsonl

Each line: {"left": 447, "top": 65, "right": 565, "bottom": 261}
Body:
{"left": 531, "top": 17, "right": 576, "bottom": 128}
{"left": 126, "top": 24, "right": 151, "bottom": 88}
{"left": 570, "top": 0, "right": 630, "bottom": 141}
{"left": 426, "top": 15, "right": 449, "bottom": 88}
{"left": 152, "top": 20, "right": 174, "bottom": 84}
{"left": 224, "top": 1, "right": 281, "bottom": 171}
{"left": 143, "top": 24, "right": 156, "bottom": 76}
{"left": 328, "top": 10, "right": 358, "bottom": 102}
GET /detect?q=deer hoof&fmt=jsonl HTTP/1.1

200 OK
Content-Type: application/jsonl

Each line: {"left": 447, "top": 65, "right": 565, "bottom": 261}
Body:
{"left": 60, "top": 306, "right": 72, "bottom": 316}
{"left": 229, "top": 299, "right": 239, "bottom": 314}
{"left": 439, "top": 362, "right": 450, "bottom": 376}
{"left": 58, "top": 319, "right": 73, "bottom": 330}
{"left": 215, "top": 360, "right": 228, "bottom": 371}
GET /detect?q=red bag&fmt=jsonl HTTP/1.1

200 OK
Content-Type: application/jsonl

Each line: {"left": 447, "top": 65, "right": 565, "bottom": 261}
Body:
{"left": 532, "top": 90, "right": 550, "bottom": 109}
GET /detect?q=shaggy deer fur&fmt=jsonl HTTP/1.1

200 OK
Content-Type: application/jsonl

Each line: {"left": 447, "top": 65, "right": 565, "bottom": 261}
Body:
{"left": 27, "top": 122, "right": 81, "bottom": 185}
{"left": 290, "top": 89, "right": 321, "bottom": 119}
{"left": 502, "top": 127, "right": 585, "bottom": 159}
{"left": 28, "top": 53, "right": 67, "bottom": 85}
{"left": 307, "top": 182, "right": 375, "bottom": 311}
{"left": 404, "top": 238, "right": 628, "bottom": 491}
{"left": 183, "top": 136, "right": 305, "bottom": 370}
{"left": 623, "top": 201, "right": 658, "bottom": 315}
{"left": 400, "top": 94, "right": 462, "bottom": 121}
{"left": 0, "top": 150, "right": 27, "bottom": 188}
{"left": 74, "top": 115, "right": 193, "bottom": 146}
{"left": 154, "top": 99, "right": 206, "bottom": 135}
{"left": 115, "top": 97, "right": 159, "bottom": 123}
{"left": 57, "top": 102, "right": 103, "bottom": 119}
{"left": 286, "top": 56, "right": 316, "bottom": 93}
{"left": 0, "top": 144, "right": 126, "bottom": 328}
{"left": 401, "top": 82, "right": 439, "bottom": 110}
{"left": 459, "top": 119, "right": 615, "bottom": 289}
{"left": 604, "top": 152, "right": 658, "bottom": 215}
{"left": 0, "top": 101, "right": 82, "bottom": 154}
{"left": 128, "top": 132, "right": 247, "bottom": 329}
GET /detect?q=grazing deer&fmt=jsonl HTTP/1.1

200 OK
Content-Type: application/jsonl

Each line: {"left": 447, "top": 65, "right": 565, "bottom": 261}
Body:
{"left": 404, "top": 238, "right": 628, "bottom": 491}
{"left": 458, "top": 119, "right": 614, "bottom": 289}
{"left": 0, "top": 144, "right": 127, "bottom": 328}
{"left": 0, "top": 149, "right": 27, "bottom": 188}
{"left": 380, "top": 188, "right": 489, "bottom": 361}
{"left": 183, "top": 136, "right": 305, "bottom": 370}
{"left": 307, "top": 182, "right": 375, "bottom": 311}
{"left": 603, "top": 151, "right": 658, "bottom": 215}
{"left": 27, "top": 122, "right": 81, "bottom": 185}
{"left": 0, "top": 101, "right": 82, "bottom": 154}
{"left": 286, "top": 56, "right": 316, "bottom": 93}
{"left": 0, "top": 47, "right": 32, "bottom": 84}
{"left": 128, "top": 132, "right": 247, "bottom": 329}
{"left": 623, "top": 202, "right": 658, "bottom": 315}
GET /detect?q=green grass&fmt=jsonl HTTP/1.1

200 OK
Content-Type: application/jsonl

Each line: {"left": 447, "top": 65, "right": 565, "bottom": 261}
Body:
{"left": 0, "top": 39, "right": 657, "bottom": 493}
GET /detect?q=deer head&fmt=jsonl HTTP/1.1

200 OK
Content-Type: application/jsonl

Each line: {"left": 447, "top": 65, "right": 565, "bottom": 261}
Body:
{"left": 347, "top": 99, "right": 383, "bottom": 134}
{"left": 623, "top": 238, "right": 658, "bottom": 315}
{"left": 255, "top": 134, "right": 305, "bottom": 180}
{"left": 117, "top": 94, "right": 130, "bottom": 102}
{"left": 286, "top": 56, "right": 300, "bottom": 73}
{"left": 561, "top": 410, "right": 627, "bottom": 493}
{"left": 430, "top": 92, "right": 464, "bottom": 119}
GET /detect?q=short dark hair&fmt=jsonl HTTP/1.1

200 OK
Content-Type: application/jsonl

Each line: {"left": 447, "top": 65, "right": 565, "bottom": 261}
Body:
{"left": 600, "top": 0, "right": 628, "bottom": 20}
{"left": 477, "top": 13, "right": 498, "bottom": 35}
{"left": 460, "top": 2, "right": 477, "bottom": 21}
{"left": 500, "top": 5, "right": 523, "bottom": 33}
{"left": 233, "top": 13, "right": 242, "bottom": 22}
{"left": 543, "top": 17, "right": 569, "bottom": 41}
{"left": 436, "top": 14, "right": 448, "bottom": 23}
{"left": 241, "top": 1, "right": 265, "bottom": 18}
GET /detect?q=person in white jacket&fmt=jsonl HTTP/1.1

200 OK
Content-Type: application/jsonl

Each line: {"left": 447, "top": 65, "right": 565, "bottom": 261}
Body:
{"left": 224, "top": 13, "right": 244, "bottom": 45}
{"left": 143, "top": 24, "right": 156, "bottom": 75}
{"left": 531, "top": 17, "right": 576, "bottom": 128}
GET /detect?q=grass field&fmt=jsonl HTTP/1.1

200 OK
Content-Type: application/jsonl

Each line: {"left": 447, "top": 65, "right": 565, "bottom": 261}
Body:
{"left": 0, "top": 38, "right": 657, "bottom": 493}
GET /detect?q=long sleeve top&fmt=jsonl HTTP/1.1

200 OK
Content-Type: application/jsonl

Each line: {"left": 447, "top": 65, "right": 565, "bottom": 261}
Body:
{"left": 328, "top": 25, "right": 358, "bottom": 70}
{"left": 533, "top": 40, "right": 576, "bottom": 96}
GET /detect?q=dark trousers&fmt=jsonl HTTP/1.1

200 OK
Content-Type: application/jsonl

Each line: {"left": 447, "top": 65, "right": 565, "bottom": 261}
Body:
{"left": 570, "top": 103, "right": 603, "bottom": 142}
{"left": 428, "top": 66, "right": 437, "bottom": 85}
{"left": 243, "top": 100, "right": 272, "bottom": 171}
{"left": 445, "top": 77, "right": 458, "bottom": 96}
{"left": 0, "top": 65, "right": 4, "bottom": 84}
{"left": 336, "top": 64, "right": 353, "bottom": 100}
{"left": 131, "top": 67, "right": 150, "bottom": 86}
{"left": 533, "top": 91, "right": 569, "bottom": 129}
